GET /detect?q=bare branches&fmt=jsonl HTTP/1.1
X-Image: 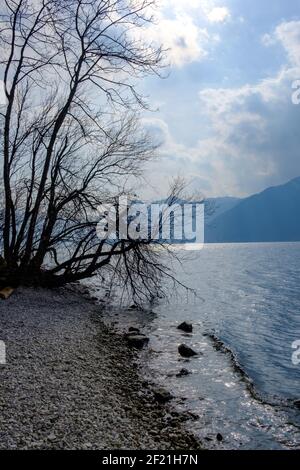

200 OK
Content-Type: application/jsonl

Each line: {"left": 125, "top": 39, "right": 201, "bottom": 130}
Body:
{"left": 0, "top": 1, "right": 187, "bottom": 305}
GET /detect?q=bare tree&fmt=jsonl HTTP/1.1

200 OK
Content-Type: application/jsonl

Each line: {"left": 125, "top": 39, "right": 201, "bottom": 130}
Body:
{"left": 0, "top": 0, "right": 191, "bottom": 302}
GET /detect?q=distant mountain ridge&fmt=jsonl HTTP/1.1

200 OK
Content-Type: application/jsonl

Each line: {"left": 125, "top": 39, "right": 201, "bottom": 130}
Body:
{"left": 205, "top": 196, "right": 241, "bottom": 221}
{"left": 205, "top": 177, "right": 300, "bottom": 243}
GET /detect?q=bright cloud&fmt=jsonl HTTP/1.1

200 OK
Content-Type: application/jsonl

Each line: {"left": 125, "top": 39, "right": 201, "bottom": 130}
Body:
{"left": 263, "top": 21, "right": 300, "bottom": 67}
{"left": 273, "top": 21, "right": 300, "bottom": 66}
{"left": 145, "top": 49, "right": 300, "bottom": 196}
{"left": 207, "top": 7, "right": 230, "bottom": 23}
{"left": 193, "top": 59, "right": 300, "bottom": 194}
{"left": 149, "top": 15, "right": 210, "bottom": 66}
{"left": 143, "top": 1, "right": 230, "bottom": 67}
{"left": 142, "top": 5, "right": 300, "bottom": 198}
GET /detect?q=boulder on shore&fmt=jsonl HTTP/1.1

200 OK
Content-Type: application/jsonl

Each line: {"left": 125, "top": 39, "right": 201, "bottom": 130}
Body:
{"left": 177, "top": 322, "right": 193, "bottom": 333}
{"left": 0, "top": 287, "right": 14, "bottom": 300}
{"left": 126, "top": 335, "right": 149, "bottom": 349}
{"left": 178, "top": 344, "right": 198, "bottom": 358}
{"left": 153, "top": 387, "right": 173, "bottom": 403}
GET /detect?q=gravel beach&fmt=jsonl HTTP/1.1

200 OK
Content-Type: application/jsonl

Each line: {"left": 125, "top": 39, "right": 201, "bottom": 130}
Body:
{"left": 0, "top": 287, "right": 200, "bottom": 450}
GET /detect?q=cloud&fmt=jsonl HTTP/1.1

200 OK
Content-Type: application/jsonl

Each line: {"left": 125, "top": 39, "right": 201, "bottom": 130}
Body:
{"left": 272, "top": 21, "right": 300, "bottom": 66}
{"left": 144, "top": 18, "right": 300, "bottom": 197}
{"left": 207, "top": 7, "right": 230, "bottom": 23}
{"left": 142, "top": 1, "right": 230, "bottom": 67}
{"left": 145, "top": 61, "right": 300, "bottom": 197}
{"left": 195, "top": 67, "right": 300, "bottom": 193}
{"left": 140, "top": 12, "right": 300, "bottom": 198}
{"left": 149, "top": 14, "right": 210, "bottom": 66}
{"left": 262, "top": 20, "right": 300, "bottom": 67}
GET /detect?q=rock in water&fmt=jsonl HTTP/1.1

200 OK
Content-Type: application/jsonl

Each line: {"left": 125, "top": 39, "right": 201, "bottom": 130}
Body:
{"left": 177, "top": 322, "right": 193, "bottom": 333}
{"left": 178, "top": 344, "right": 198, "bottom": 358}
{"left": 126, "top": 335, "right": 149, "bottom": 349}
{"left": 176, "top": 368, "right": 191, "bottom": 377}
{"left": 216, "top": 433, "right": 223, "bottom": 442}
{"left": 128, "top": 327, "right": 141, "bottom": 334}
{"left": 153, "top": 388, "right": 173, "bottom": 403}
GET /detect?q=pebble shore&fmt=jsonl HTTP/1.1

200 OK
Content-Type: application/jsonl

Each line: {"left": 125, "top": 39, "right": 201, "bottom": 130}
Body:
{"left": 0, "top": 287, "right": 201, "bottom": 450}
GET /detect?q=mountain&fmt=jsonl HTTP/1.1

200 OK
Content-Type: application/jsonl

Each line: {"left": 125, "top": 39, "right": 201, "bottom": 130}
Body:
{"left": 205, "top": 177, "right": 300, "bottom": 243}
{"left": 205, "top": 196, "right": 241, "bottom": 221}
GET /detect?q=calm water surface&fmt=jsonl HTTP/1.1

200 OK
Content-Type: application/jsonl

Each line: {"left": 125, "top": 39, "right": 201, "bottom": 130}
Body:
{"left": 94, "top": 242, "right": 300, "bottom": 449}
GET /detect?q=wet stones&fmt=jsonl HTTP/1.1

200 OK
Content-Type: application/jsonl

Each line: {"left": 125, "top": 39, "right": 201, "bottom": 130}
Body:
{"left": 176, "top": 368, "right": 191, "bottom": 378}
{"left": 178, "top": 344, "right": 198, "bottom": 358}
{"left": 153, "top": 388, "right": 173, "bottom": 404}
{"left": 177, "top": 322, "right": 193, "bottom": 333}
{"left": 125, "top": 328, "right": 149, "bottom": 349}
{"left": 126, "top": 335, "right": 149, "bottom": 349}
{"left": 128, "top": 327, "right": 141, "bottom": 334}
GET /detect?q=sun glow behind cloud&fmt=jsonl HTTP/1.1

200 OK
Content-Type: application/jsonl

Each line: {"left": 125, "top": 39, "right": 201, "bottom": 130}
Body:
{"left": 144, "top": 0, "right": 231, "bottom": 66}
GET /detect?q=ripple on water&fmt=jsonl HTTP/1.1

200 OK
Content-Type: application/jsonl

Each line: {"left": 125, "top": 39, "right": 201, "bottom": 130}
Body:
{"left": 89, "top": 242, "right": 300, "bottom": 449}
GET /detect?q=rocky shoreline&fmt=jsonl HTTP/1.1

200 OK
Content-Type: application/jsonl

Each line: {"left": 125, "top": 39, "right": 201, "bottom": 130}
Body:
{"left": 0, "top": 287, "right": 201, "bottom": 450}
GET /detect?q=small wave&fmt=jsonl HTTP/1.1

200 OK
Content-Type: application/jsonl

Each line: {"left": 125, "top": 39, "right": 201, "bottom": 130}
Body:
{"left": 204, "top": 331, "right": 297, "bottom": 411}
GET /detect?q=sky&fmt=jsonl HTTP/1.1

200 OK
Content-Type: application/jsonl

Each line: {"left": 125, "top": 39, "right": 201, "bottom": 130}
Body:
{"left": 1, "top": 0, "right": 300, "bottom": 200}
{"left": 140, "top": 0, "right": 300, "bottom": 198}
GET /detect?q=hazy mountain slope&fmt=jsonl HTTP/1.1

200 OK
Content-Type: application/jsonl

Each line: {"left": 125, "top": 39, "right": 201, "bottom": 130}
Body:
{"left": 206, "top": 177, "right": 300, "bottom": 243}
{"left": 205, "top": 197, "right": 241, "bottom": 221}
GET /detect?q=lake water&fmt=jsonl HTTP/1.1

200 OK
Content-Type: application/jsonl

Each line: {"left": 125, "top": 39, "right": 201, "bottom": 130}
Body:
{"left": 94, "top": 242, "right": 300, "bottom": 449}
